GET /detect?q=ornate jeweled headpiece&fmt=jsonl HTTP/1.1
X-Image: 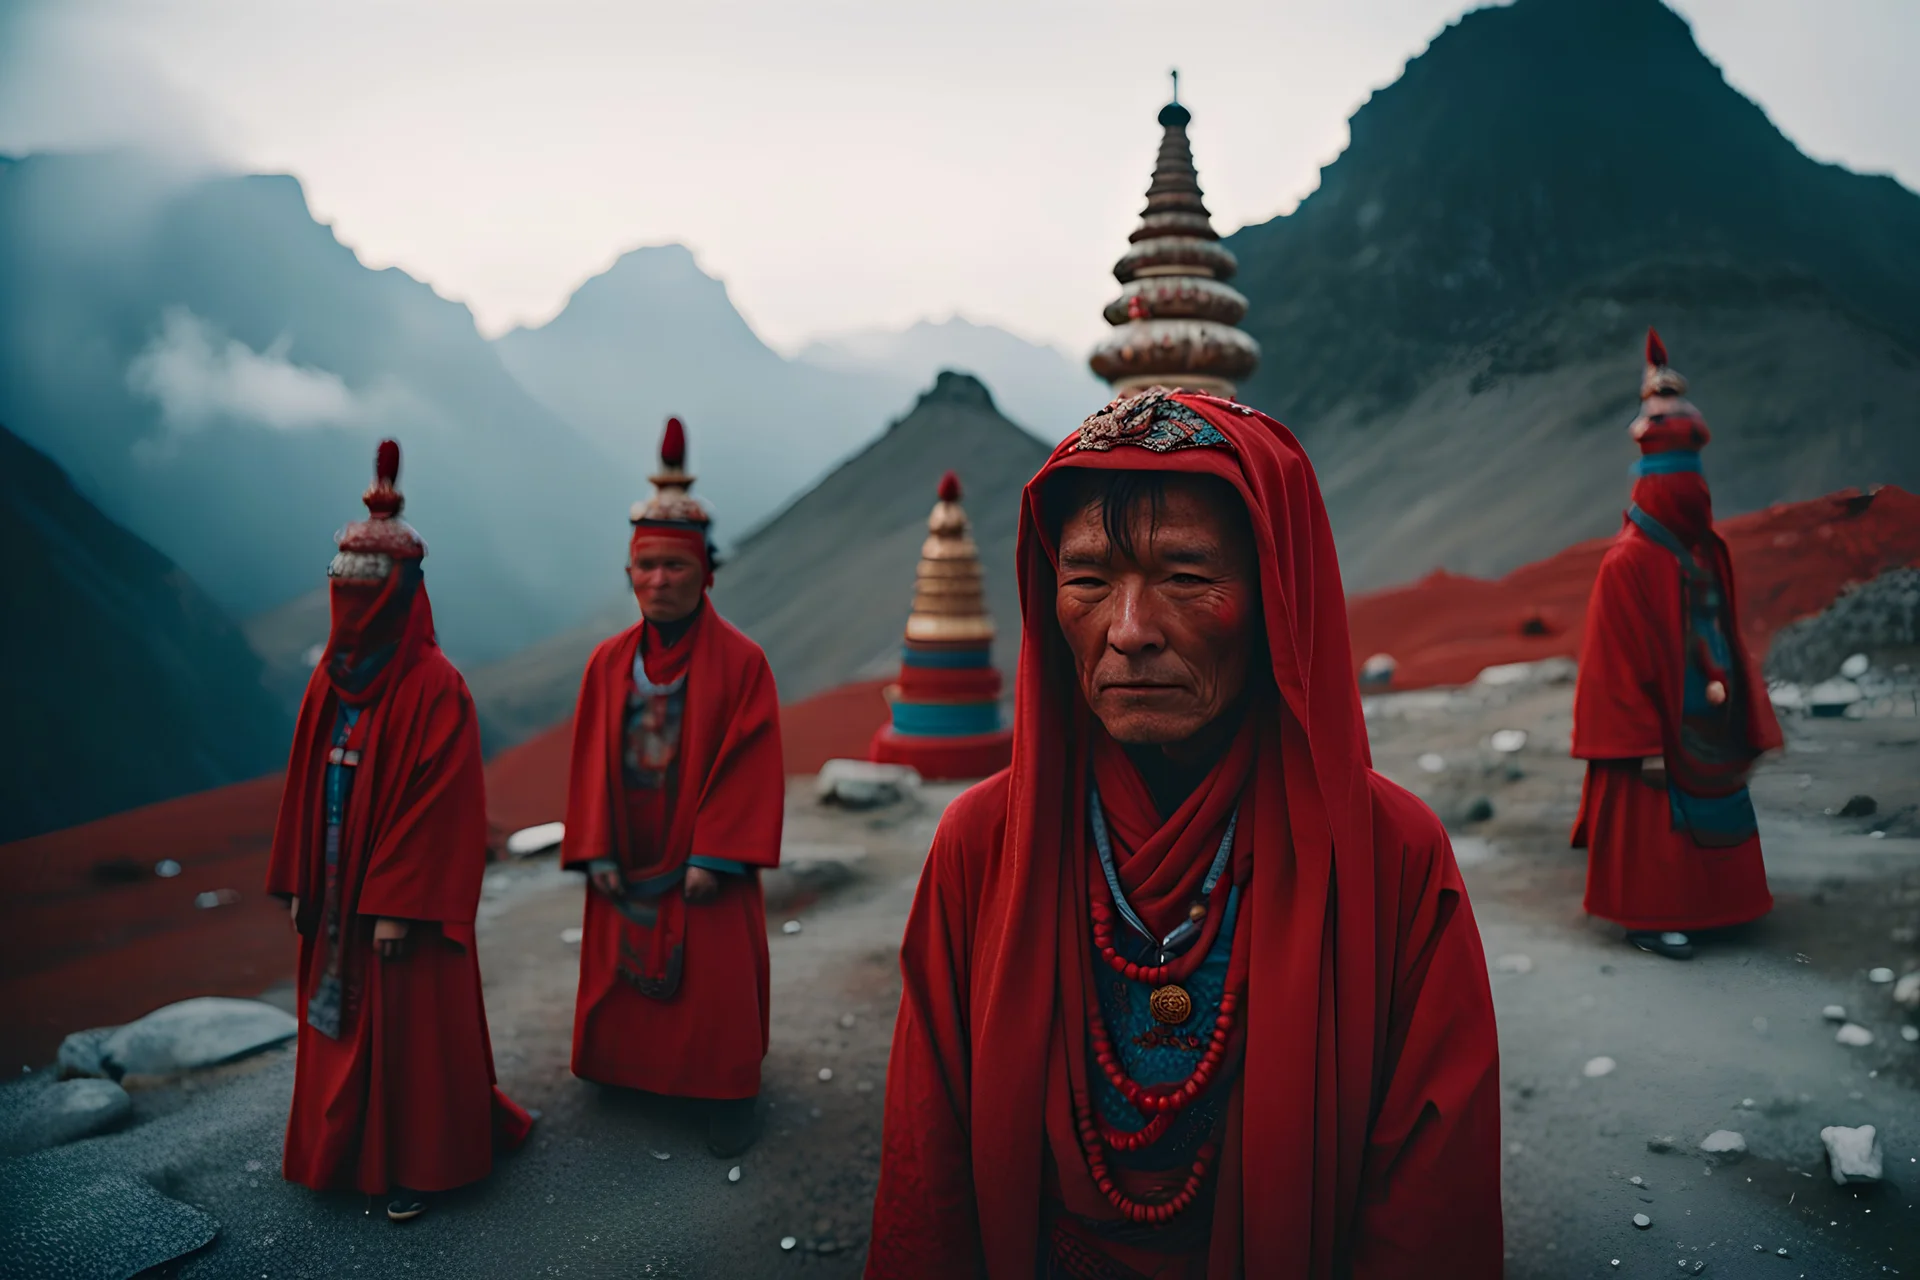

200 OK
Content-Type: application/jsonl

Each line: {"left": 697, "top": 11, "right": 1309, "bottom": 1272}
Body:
{"left": 1076, "top": 386, "right": 1233, "bottom": 454}
{"left": 630, "top": 416, "right": 712, "bottom": 528}
{"left": 1630, "top": 328, "right": 1709, "bottom": 450}
{"left": 333, "top": 438, "right": 425, "bottom": 566}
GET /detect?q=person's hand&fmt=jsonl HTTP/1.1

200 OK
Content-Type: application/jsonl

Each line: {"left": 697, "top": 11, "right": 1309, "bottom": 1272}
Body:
{"left": 683, "top": 866, "right": 720, "bottom": 904}
{"left": 591, "top": 866, "right": 624, "bottom": 898}
{"left": 374, "top": 917, "right": 410, "bottom": 960}
{"left": 289, "top": 896, "right": 300, "bottom": 928}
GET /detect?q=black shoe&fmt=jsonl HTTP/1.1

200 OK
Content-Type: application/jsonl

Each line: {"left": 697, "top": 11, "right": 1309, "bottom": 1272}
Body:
{"left": 1628, "top": 931, "right": 1693, "bottom": 960}
{"left": 707, "top": 1096, "right": 760, "bottom": 1158}
{"left": 386, "top": 1188, "right": 428, "bottom": 1222}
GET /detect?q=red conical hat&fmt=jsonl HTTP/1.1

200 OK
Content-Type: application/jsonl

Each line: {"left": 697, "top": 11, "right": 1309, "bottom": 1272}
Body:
{"left": 631, "top": 416, "right": 712, "bottom": 528}
{"left": 335, "top": 438, "right": 426, "bottom": 559}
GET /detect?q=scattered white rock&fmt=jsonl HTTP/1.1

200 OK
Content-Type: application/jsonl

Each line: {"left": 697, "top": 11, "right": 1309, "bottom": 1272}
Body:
{"left": 650, "top": 1149, "right": 671, "bottom": 1161}
{"left": 1583, "top": 1056, "right": 1617, "bottom": 1079}
{"left": 838, "top": 1012, "right": 856, "bottom": 1029}
{"left": 1417, "top": 753, "right": 1446, "bottom": 774}
{"left": 782, "top": 920, "right": 803, "bottom": 936}
{"left": 1476, "top": 658, "right": 1576, "bottom": 688}
{"left": 1901, "top": 1025, "right": 1918, "bottom": 1043}
{"left": 817, "top": 1068, "right": 834, "bottom": 1082}
{"left": 99, "top": 997, "right": 297, "bottom": 1078}
{"left": 1893, "top": 972, "right": 1920, "bottom": 1008}
{"left": 0, "top": 1078, "right": 133, "bottom": 1155}
{"left": 781, "top": 1236, "right": 797, "bottom": 1251}
{"left": 505, "top": 822, "right": 565, "bottom": 858}
{"left": 1632, "top": 1213, "right": 1652, "bottom": 1229}
{"left": 192, "top": 889, "right": 240, "bottom": 909}
{"left": 1699, "top": 1130, "right": 1747, "bottom": 1162}
{"left": 1806, "top": 678, "right": 1863, "bottom": 716}
{"left": 154, "top": 859, "right": 181, "bottom": 879}
{"left": 1840, "top": 653, "right": 1871, "bottom": 679}
{"left": 1822, "top": 1005, "right": 1848, "bottom": 1023}
{"left": 1836, "top": 1023, "right": 1875, "bottom": 1047}
{"left": 728, "top": 1166, "right": 741, "bottom": 1183}
{"left": 1821, "top": 1124, "right": 1883, "bottom": 1185}
{"left": 1629, "top": 1176, "right": 1644, "bottom": 1186}
{"left": 560, "top": 927, "right": 584, "bottom": 945}
{"left": 1359, "top": 653, "right": 1397, "bottom": 687}
{"left": 56, "top": 1027, "right": 117, "bottom": 1080}
{"left": 815, "top": 759, "right": 921, "bottom": 809}
{"left": 1493, "top": 953, "right": 1534, "bottom": 974}
{"left": 1868, "top": 967, "right": 1895, "bottom": 984}
{"left": 1489, "top": 728, "right": 1528, "bottom": 754}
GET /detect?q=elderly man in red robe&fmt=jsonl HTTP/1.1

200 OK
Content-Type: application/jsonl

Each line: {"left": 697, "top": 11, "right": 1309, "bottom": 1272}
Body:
{"left": 268, "top": 440, "right": 530, "bottom": 1223}
{"left": 562, "top": 417, "right": 785, "bottom": 1157}
{"left": 867, "top": 390, "right": 1503, "bottom": 1278}
{"left": 1571, "top": 330, "right": 1781, "bottom": 960}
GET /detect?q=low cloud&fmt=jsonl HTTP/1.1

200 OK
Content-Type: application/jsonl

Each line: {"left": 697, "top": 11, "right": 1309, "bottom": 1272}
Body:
{"left": 128, "top": 307, "right": 369, "bottom": 435}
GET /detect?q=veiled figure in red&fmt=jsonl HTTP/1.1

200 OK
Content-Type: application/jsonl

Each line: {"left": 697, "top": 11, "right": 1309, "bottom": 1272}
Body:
{"left": 266, "top": 440, "right": 531, "bottom": 1223}
{"left": 867, "top": 390, "right": 1503, "bottom": 1279}
{"left": 1571, "top": 330, "right": 1781, "bottom": 960}
{"left": 562, "top": 416, "right": 785, "bottom": 1158}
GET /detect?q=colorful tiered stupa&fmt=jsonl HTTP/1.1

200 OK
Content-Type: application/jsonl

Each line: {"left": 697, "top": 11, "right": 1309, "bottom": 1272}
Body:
{"left": 1089, "top": 76, "right": 1260, "bottom": 397}
{"left": 868, "top": 471, "right": 1013, "bottom": 779}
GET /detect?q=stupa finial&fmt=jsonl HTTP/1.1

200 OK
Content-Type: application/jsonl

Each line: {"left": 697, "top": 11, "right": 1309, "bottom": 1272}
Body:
{"left": 1089, "top": 84, "right": 1259, "bottom": 399}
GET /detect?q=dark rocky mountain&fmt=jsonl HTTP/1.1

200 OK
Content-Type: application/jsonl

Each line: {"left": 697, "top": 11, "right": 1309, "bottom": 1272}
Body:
{"left": 0, "top": 424, "right": 292, "bottom": 843}
{"left": 466, "top": 372, "right": 1051, "bottom": 744}
{"left": 0, "top": 150, "right": 631, "bottom": 666}
{"left": 1223, "top": 0, "right": 1920, "bottom": 590}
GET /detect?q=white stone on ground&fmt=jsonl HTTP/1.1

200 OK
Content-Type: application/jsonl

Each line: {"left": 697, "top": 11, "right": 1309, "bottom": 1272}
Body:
{"left": 1894, "top": 972, "right": 1920, "bottom": 1008}
{"left": 1632, "top": 1213, "right": 1652, "bottom": 1229}
{"left": 1868, "top": 967, "right": 1895, "bottom": 983}
{"left": 506, "top": 822, "right": 565, "bottom": 857}
{"left": 1822, "top": 1004, "right": 1847, "bottom": 1022}
{"left": 1416, "top": 753, "right": 1446, "bottom": 774}
{"left": 1583, "top": 1056, "right": 1617, "bottom": 1078}
{"left": 815, "top": 760, "right": 921, "bottom": 809}
{"left": 1489, "top": 728, "right": 1528, "bottom": 753}
{"left": 1840, "top": 653, "right": 1871, "bottom": 679}
{"left": 1902, "top": 1025, "right": 1919, "bottom": 1043}
{"left": 1835, "top": 1023, "right": 1875, "bottom": 1047}
{"left": 0, "top": 1078, "right": 132, "bottom": 1155}
{"left": 1821, "top": 1125, "right": 1883, "bottom": 1185}
{"left": 1493, "top": 954, "right": 1534, "bottom": 974}
{"left": 97, "top": 998, "right": 297, "bottom": 1078}
{"left": 1699, "top": 1130, "right": 1747, "bottom": 1162}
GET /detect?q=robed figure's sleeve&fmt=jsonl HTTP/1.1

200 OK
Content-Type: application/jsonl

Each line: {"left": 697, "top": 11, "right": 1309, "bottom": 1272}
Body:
{"left": 354, "top": 664, "right": 490, "bottom": 947}
{"left": 688, "top": 647, "right": 785, "bottom": 869}
{"left": 1350, "top": 783, "right": 1504, "bottom": 1278}
{"left": 1572, "top": 540, "right": 1670, "bottom": 761}
{"left": 867, "top": 787, "right": 996, "bottom": 1279}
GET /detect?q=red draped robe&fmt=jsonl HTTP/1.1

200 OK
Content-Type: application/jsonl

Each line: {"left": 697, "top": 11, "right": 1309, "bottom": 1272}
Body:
{"left": 1571, "top": 497, "right": 1781, "bottom": 931}
{"left": 867, "top": 393, "right": 1503, "bottom": 1278}
{"left": 563, "top": 604, "right": 785, "bottom": 1098}
{"left": 266, "top": 588, "right": 530, "bottom": 1194}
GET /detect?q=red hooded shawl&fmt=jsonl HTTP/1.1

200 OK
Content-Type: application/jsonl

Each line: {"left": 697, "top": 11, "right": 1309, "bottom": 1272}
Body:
{"left": 562, "top": 603, "right": 785, "bottom": 1097}
{"left": 868, "top": 392, "right": 1503, "bottom": 1277}
{"left": 266, "top": 586, "right": 529, "bottom": 1193}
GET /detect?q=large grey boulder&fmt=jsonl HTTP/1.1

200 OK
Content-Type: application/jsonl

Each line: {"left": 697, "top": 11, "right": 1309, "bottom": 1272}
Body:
{"left": 0, "top": 1079, "right": 132, "bottom": 1156}
{"left": 98, "top": 997, "right": 297, "bottom": 1079}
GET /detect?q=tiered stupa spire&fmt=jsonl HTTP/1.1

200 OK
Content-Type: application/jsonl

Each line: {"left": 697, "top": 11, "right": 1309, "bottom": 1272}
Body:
{"left": 869, "top": 472, "right": 1012, "bottom": 779}
{"left": 1089, "top": 75, "right": 1260, "bottom": 398}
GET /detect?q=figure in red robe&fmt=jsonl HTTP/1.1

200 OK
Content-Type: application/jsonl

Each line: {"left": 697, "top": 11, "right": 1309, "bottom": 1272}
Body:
{"left": 562, "top": 417, "right": 785, "bottom": 1157}
{"left": 867, "top": 389, "right": 1503, "bottom": 1278}
{"left": 1571, "top": 330, "right": 1782, "bottom": 959}
{"left": 267, "top": 440, "right": 531, "bottom": 1222}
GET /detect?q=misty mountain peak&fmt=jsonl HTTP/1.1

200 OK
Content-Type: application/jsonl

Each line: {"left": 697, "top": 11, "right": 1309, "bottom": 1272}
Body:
{"left": 917, "top": 370, "right": 996, "bottom": 411}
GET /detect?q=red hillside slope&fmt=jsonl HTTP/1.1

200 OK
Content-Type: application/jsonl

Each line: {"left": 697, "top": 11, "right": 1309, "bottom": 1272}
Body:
{"left": 1348, "top": 487, "right": 1920, "bottom": 691}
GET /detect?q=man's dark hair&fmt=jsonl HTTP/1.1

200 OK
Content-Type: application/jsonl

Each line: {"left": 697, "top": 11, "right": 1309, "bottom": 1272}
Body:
{"left": 1042, "top": 468, "right": 1250, "bottom": 564}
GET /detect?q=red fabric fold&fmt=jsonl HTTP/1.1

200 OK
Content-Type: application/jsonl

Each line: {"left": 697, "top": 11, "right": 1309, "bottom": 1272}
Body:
{"left": 562, "top": 603, "right": 786, "bottom": 1097}
{"left": 868, "top": 395, "right": 1504, "bottom": 1278}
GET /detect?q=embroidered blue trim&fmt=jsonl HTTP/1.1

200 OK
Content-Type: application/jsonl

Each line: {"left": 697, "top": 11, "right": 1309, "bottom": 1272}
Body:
{"left": 1631, "top": 451, "right": 1703, "bottom": 478}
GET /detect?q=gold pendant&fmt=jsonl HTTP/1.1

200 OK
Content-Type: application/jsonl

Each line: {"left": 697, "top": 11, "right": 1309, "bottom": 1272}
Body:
{"left": 1149, "top": 984, "right": 1193, "bottom": 1026}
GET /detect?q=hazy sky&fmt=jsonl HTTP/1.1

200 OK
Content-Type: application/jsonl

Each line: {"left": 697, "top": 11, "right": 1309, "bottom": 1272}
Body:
{"left": 3, "top": 0, "right": 1915, "bottom": 355}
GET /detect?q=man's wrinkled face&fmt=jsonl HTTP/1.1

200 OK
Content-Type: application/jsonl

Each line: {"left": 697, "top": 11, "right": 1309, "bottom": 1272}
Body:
{"left": 628, "top": 542, "right": 706, "bottom": 623}
{"left": 1055, "top": 475, "right": 1259, "bottom": 747}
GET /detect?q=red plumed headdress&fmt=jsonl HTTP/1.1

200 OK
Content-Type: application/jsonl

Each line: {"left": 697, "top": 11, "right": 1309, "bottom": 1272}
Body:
{"left": 1631, "top": 328, "right": 1709, "bottom": 453}
{"left": 631, "top": 415, "right": 712, "bottom": 529}
{"left": 335, "top": 438, "right": 426, "bottom": 559}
